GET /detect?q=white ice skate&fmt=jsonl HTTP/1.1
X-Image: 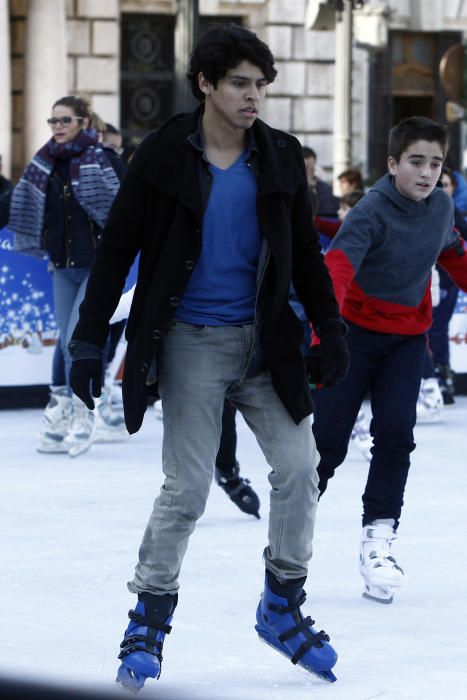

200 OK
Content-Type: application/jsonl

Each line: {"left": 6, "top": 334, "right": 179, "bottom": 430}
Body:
{"left": 94, "top": 390, "right": 128, "bottom": 443}
{"left": 359, "top": 521, "right": 404, "bottom": 604}
{"left": 64, "top": 397, "right": 95, "bottom": 458}
{"left": 36, "top": 386, "right": 72, "bottom": 453}
{"left": 350, "top": 409, "right": 373, "bottom": 461}
{"left": 416, "top": 378, "right": 443, "bottom": 424}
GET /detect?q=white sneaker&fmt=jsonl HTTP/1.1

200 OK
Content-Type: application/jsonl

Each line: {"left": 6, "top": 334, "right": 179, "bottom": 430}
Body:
{"left": 350, "top": 409, "right": 373, "bottom": 461}
{"left": 359, "top": 521, "right": 404, "bottom": 603}
{"left": 36, "top": 386, "right": 72, "bottom": 453}
{"left": 64, "top": 397, "right": 95, "bottom": 458}
{"left": 94, "top": 390, "right": 128, "bottom": 443}
{"left": 416, "top": 378, "right": 443, "bottom": 423}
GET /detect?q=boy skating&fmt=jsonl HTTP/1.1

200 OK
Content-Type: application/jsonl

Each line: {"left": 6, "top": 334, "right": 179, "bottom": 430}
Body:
{"left": 312, "top": 116, "right": 467, "bottom": 603}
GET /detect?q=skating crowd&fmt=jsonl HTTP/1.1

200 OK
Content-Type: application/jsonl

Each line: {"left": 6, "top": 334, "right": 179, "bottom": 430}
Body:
{"left": 3, "top": 22, "right": 467, "bottom": 692}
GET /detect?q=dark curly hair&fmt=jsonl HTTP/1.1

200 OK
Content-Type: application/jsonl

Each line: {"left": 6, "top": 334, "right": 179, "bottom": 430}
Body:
{"left": 187, "top": 23, "right": 277, "bottom": 102}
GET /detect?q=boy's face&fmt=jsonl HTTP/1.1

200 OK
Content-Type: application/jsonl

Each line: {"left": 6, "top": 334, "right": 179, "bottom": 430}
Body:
{"left": 387, "top": 140, "right": 444, "bottom": 202}
{"left": 199, "top": 60, "right": 268, "bottom": 131}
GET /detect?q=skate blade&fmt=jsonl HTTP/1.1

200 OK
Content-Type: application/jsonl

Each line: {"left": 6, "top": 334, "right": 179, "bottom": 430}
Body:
{"left": 116, "top": 665, "right": 146, "bottom": 693}
{"left": 255, "top": 626, "right": 337, "bottom": 682}
{"left": 362, "top": 590, "right": 394, "bottom": 604}
{"left": 36, "top": 444, "right": 69, "bottom": 454}
{"left": 68, "top": 440, "right": 93, "bottom": 458}
{"left": 94, "top": 433, "right": 128, "bottom": 443}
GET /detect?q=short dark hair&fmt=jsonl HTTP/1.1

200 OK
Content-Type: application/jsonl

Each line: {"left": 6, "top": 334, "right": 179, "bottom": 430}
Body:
{"left": 388, "top": 116, "right": 449, "bottom": 163}
{"left": 187, "top": 23, "right": 277, "bottom": 102}
{"left": 338, "top": 168, "right": 363, "bottom": 189}
{"left": 302, "top": 146, "right": 317, "bottom": 160}
{"left": 104, "top": 123, "right": 120, "bottom": 135}
{"left": 341, "top": 190, "right": 364, "bottom": 208}
{"left": 441, "top": 166, "right": 457, "bottom": 190}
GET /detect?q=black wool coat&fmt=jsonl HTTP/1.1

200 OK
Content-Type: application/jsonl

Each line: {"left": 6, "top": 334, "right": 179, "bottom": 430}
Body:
{"left": 71, "top": 107, "right": 341, "bottom": 433}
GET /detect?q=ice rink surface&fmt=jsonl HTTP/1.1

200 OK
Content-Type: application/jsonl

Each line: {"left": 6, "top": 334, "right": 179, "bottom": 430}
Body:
{"left": 1, "top": 399, "right": 466, "bottom": 700}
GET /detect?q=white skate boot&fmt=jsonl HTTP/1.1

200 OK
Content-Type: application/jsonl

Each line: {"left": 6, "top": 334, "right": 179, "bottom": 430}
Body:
{"left": 64, "top": 396, "right": 95, "bottom": 458}
{"left": 36, "top": 386, "right": 72, "bottom": 453}
{"left": 94, "top": 390, "right": 127, "bottom": 443}
{"left": 350, "top": 409, "right": 373, "bottom": 461}
{"left": 416, "top": 378, "right": 443, "bottom": 424}
{"left": 359, "top": 521, "right": 404, "bottom": 604}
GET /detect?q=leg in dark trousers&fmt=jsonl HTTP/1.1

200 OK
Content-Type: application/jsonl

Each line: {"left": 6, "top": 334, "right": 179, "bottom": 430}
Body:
{"left": 215, "top": 399, "right": 261, "bottom": 518}
{"left": 312, "top": 324, "right": 376, "bottom": 495}
{"left": 362, "top": 333, "right": 426, "bottom": 527}
{"left": 429, "top": 269, "right": 458, "bottom": 404}
{"left": 313, "top": 323, "right": 426, "bottom": 527}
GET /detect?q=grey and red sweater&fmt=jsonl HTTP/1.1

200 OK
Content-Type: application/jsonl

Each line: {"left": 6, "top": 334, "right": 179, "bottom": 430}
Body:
{"left": 325, "top": 173, "right": 467, "bottom": 335}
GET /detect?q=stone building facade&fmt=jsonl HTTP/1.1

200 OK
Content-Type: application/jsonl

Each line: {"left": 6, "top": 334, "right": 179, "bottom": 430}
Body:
{"left": 2, "top": 0, "right": 467, "bottom": 182}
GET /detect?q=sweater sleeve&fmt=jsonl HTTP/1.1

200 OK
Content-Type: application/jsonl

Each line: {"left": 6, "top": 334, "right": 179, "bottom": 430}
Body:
{"left": 437, "top": 231, "right": 467, "bottom": 292}
{"left": 324, "top": 204, "right": 375, "bottom": 309}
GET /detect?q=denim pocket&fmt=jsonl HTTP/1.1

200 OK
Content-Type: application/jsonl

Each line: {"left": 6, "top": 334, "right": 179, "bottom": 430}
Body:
{"left": 168, "top": 321, "right": 207, "bottom": 335}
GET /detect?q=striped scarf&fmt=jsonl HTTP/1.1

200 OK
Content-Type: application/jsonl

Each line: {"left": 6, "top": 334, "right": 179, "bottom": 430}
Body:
{"left": 9, "top": 129, "right": 120, "bottom": 258}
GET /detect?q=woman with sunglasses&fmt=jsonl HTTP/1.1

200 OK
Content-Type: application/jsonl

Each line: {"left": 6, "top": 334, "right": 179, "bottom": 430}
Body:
{"left": 9, "top": 95, "right": 123, "bottom": 456}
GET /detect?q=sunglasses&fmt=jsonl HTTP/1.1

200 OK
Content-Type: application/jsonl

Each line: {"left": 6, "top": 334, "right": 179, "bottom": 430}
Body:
{"left": 47, "top": 116, "right": 83, "bottom": 127}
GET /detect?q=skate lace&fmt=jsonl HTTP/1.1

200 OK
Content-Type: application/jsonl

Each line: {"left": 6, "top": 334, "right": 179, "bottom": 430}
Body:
{"left": 268, "top": 591, "right": 330, "bottom": 664}
{"left": 363, "top": 528, "right": 402, "bottom": 571}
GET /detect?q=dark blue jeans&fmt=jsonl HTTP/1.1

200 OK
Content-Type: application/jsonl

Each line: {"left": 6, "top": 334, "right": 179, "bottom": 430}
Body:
{"left": 428, "top": 268, "right": 458, "bottom": 366}
{"left": 312, "top": 322, "right": 426, "bottom": 528}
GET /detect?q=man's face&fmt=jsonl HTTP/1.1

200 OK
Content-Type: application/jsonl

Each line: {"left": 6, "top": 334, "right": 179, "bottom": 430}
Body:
{"left": 339, "top": 177, "right": 353, "bottom": 196}
{"left": 441, "top": 173, "right": 455, "bottom": 198}
{"left": 304, "top": 155, "right": 316, "bottom": 184}
{"left": 199, "top": 60, "right": 268, "bottom": 130}
{"left": 103, "top": 132, "right": 123, "bottom": 154}
{"left": 388, "top": 140, "right": 444, "bottom": 202}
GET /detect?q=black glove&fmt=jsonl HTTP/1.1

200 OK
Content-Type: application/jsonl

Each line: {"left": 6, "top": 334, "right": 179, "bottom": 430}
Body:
{"left": 69, "top": 358, "right": 102, "bottom": 410}
{"left": 306, "top": 319, "right": 350, "bottom": 388}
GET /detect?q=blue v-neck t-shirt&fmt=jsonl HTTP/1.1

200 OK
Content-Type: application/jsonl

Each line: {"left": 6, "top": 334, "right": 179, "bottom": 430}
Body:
{"left": 176, "top": 150, "right": 262, "bottom": 325}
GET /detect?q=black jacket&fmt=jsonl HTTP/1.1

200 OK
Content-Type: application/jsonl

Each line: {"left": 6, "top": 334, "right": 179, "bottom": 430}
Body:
{"left": 44, "top": 150, "right": 124, "bottom": 269}
{"left": 71, "top": 107, "right": 341, "bottom": 433}
{"left": 0, "top": 175, "right": 13, "bottom": 229}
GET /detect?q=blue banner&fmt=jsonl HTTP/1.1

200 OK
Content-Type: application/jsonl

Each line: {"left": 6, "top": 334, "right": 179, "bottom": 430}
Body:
{"left": 0, "top": 225, "right": 139, "bottom": 387}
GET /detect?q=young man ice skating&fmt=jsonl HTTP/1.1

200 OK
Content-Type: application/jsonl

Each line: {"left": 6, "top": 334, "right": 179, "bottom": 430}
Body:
{"left": 68, "top": 24, "right": 349, "bottom": 690}
{"left": 311, "top": 116, "right": 467, "bottom": 603}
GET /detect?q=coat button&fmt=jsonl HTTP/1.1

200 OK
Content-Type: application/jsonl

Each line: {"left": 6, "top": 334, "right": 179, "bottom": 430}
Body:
{"left": 141, "top": 362, "right": 148, "bottom": 373}
{"left": 152, "top": 329, "right": 162, "bottom": 340}
{"left": 185, "top": 260, "right": 195, "bottom": 270}
{"left": 169, "top": 296, "right": 179, "bottom": 307}
{"left": 276, "top": 138, "right": 286, "bottom": 148}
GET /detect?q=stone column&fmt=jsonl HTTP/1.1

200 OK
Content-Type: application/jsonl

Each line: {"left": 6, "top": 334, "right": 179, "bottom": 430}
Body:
{"left": 24, "top": 0, "right": 67, "bottom": 162}
{"left": 0, "top": 0, "right": 12, "bottom": 177}
{"left": 332, "top": 0, "right": 353, "bottom": 193}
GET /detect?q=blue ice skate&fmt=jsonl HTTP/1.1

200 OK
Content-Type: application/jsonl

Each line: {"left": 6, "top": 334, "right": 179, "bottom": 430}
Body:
{"left": 255, "top": 572, "right": 337, "bottom": 682}
{"left": 116, "top": 592, "right": 177, "bottom": 692}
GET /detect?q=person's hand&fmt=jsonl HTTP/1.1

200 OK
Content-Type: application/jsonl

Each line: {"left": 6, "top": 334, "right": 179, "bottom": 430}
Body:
{"left": 69, "top": 358, "right": 102, "bottom": 410}
{"left": 319, "top": 331, "right": 350, "bottom": 387}
{"left": 305, "top": 347, "right": 323, "bottom": 388}
{"left": 306, "top": 319, "right": 350, "bottom": 388}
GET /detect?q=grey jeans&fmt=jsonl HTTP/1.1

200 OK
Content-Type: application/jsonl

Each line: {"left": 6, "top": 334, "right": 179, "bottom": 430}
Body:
{"left": 128, "top": 322, "right": 320, "bottom": 596}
